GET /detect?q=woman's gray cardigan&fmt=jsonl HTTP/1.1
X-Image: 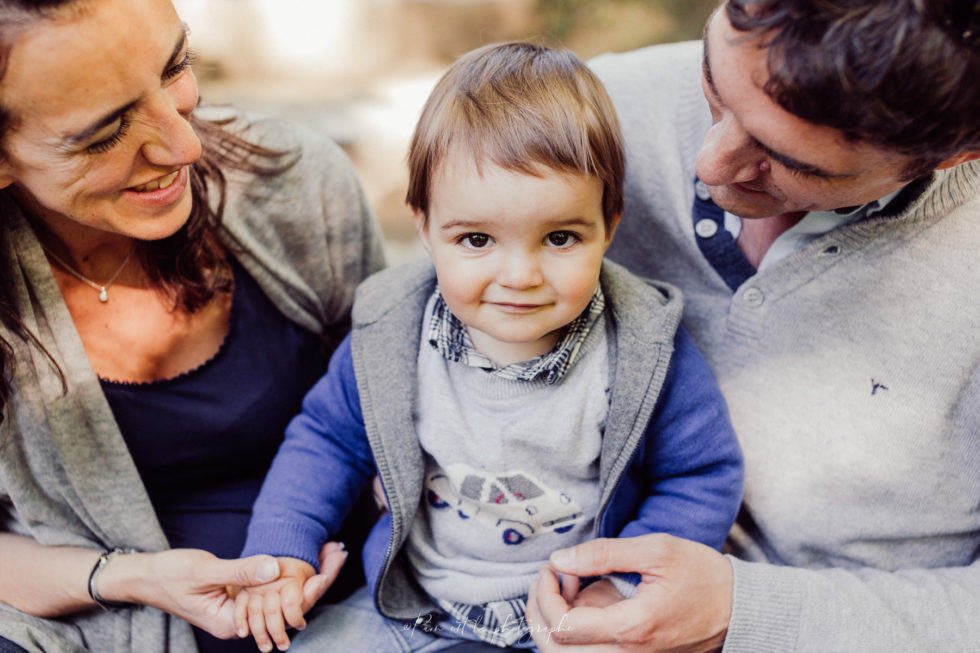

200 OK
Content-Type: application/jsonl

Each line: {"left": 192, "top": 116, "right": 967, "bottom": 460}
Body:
{"left": 0, "top": 118, "right": 385, "bottom": 652}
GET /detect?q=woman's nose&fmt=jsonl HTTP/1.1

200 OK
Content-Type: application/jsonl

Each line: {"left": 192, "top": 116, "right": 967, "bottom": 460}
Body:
{"left": 695, "top": 115, "right": 764, "bottom": 187}
{"left": 140, "top": 75, "right": 202, "bottom": 168}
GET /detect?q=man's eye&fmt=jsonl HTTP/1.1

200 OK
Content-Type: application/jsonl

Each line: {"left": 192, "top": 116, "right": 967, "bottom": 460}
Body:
{"left": 546, "top": 231, "right": 578, "bottom": 247}
{"left": 461, "top": 233, "right": 492, "bottom": 249}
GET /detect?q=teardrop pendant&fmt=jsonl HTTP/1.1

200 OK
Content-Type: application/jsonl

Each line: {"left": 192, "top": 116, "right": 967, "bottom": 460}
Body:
{"left": 98, "top": 287, "right": 109, "bottom": 303}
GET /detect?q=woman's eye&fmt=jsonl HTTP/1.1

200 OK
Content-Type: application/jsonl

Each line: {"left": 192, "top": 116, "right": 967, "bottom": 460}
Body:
{"left": 163, "top": 48, "right": 197, "bottom": 81}
{"left": 460, "top": 233, "right": 492, "bottom": 249}
{"left": 546, "top": 231, "right": 578, "bottom": 247}
{"left": 85, "top": 117, "right": 131, "bottom": 154}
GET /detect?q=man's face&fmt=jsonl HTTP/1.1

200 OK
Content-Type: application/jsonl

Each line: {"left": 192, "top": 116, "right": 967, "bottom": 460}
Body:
{"left": 695, "top": 7, "right": 914, "bottom": 219}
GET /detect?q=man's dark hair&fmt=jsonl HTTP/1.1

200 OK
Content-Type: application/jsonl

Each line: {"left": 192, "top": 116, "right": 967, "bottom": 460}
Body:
{"left": 726, "top": 0, "right": 980, "bottom": 179}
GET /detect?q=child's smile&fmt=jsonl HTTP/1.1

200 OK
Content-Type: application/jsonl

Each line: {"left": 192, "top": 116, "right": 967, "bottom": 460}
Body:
{"left": 416, "top": 148, "right": 617, "bottom": 367}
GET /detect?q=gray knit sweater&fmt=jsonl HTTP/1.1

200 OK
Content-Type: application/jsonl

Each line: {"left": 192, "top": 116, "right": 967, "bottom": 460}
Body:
{"left": 0, "top": 115, "right": 385, "bottom": 653}
{"left": 591, "top": 41, "right": 980, "bottom": 652}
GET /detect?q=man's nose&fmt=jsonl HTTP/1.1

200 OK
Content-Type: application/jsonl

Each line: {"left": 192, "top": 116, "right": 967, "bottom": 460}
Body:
{"left": 695, "top": 115, "right": 764, "bottom": 187}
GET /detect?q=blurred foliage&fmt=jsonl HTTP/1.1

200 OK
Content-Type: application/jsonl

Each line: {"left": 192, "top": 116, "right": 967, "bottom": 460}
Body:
{"left": 538, "top": 0, "right": 717, "bottom": 50}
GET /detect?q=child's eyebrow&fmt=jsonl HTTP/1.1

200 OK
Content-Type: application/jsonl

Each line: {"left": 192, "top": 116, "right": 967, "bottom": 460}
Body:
{"left": 545, "top": 217, "right": 600, "bottom": 230}
{"left": 438, "top": 219, "right": 487, "bottom": 231}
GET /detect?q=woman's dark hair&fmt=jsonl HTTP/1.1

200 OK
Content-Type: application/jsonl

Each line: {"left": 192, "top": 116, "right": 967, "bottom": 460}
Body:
{"left": 726, "top": 0, "right": 980, "bottom": 179}
{"left": 0, "top": 0, "right": 296, "bottom": 423}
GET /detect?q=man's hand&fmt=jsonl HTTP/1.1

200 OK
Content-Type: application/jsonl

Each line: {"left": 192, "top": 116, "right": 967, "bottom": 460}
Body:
{"left": 525, "top": 534, "right": 733, "bottom": 652}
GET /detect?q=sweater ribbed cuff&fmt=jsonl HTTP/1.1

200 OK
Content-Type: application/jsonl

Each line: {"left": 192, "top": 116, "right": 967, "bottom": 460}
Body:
{"left": 240, "top": 519, "right": 327, "bottom": 571}
{"left": 722, "top": 556, "right": 802, "bottom": 653}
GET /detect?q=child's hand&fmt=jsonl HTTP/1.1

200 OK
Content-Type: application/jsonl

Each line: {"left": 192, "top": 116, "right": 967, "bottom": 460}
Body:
{"left": 233, "top": 556, "right": 316, "bottom": 652}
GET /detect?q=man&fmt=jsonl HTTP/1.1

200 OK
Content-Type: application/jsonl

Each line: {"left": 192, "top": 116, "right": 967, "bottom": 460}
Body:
{"left": 525, "top": 1, "right": 980, "bottom": 651}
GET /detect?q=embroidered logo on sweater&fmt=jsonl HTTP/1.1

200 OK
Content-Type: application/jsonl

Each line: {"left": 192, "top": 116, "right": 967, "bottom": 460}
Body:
{"left": 424, "top": 464, "right": 583, "bottom": 545}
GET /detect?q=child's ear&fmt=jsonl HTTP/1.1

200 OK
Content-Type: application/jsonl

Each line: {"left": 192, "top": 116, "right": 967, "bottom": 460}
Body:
{"left": 603, "top": 213, "right": 622, "bottom": 250}
{"left": 413, "top": 210, "right": 432, "bottom": 253}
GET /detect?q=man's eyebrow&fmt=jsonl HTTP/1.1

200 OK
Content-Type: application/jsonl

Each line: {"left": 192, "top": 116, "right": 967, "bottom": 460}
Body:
{"left": 754, "top": 138, "right": 851, "bottom": 179}
{"left": 64, "top": 28, "right": 187, "bottom": 147}
{"left": 702, "top": 34, "right": 718, "bottom": 100}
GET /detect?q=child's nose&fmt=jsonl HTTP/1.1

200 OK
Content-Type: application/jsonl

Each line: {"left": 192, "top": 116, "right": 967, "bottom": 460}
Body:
{"left": 497, "top": 251, "right": 543, "bottom": 289}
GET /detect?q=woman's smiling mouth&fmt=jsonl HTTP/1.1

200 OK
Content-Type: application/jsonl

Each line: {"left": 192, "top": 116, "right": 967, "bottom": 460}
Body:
{"left": 131, "top": 169, "right": 181, "bottom": 192}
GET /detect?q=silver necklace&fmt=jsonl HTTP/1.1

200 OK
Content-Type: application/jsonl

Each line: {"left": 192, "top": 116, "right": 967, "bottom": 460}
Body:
{"left": 40, "top": 242, "right": 136, "bottom": 304}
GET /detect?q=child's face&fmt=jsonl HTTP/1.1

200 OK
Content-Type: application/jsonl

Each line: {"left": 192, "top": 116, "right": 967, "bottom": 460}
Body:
{"left": 416, "top": 150, "right": 617, "bottom": 367}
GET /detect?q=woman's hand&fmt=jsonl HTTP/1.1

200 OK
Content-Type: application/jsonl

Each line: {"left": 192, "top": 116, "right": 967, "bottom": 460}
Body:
{"left": 525, "top": 534, "right": 733, "bottom": 653}
{"left": 98, "top": 542, "right": 347, "bottom": 640}
{"left": 99, "top": 548, "right": 281, "bottom": 639}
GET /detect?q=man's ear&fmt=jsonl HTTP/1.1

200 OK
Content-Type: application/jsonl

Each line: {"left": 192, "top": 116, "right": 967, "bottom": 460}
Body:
{"left": 413, "top": 210, "right": 432, "bottom": 253}
{"left": 935, "top": 151, "right": 980, "bottom": 170}
{"left": 0, "top": 161, "right": 17, "bottom": 190}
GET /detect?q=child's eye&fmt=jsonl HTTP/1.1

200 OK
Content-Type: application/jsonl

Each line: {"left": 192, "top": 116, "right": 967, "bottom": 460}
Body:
{"left": 545, "top": 231, "right": 578, "bottom": 248}
{"left": 163, "top": 48, "right": 197, "bottom": 81}
{"left": 85, "top": 116, "right": 131, "bottom": 154}
{"left": 459, "top": 233, "right": 493, "bottom": 249}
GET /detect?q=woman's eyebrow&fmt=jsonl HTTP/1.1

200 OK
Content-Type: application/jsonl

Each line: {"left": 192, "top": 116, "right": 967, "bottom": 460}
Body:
{"left": 63, "top": 103, "right": 135, "bottom": 147}
{"left": 164, "top": 25, "right": 190, "bottom": 73}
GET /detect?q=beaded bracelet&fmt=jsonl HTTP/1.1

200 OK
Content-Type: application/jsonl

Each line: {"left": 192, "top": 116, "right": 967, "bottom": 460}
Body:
{"left": 87, "top": 547, "right": 137, "bottom": 610}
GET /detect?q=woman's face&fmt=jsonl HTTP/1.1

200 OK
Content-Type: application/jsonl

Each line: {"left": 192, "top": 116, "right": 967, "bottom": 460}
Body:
{"left": 0, "top": 0, "right": 202, "bottom": 243}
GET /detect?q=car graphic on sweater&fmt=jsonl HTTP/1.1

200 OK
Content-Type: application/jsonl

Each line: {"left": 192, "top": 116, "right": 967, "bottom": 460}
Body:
{"left": 424, "top": 463, "right": 583, "bottom": 545}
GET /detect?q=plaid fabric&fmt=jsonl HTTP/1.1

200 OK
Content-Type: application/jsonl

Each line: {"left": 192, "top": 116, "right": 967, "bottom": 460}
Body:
{"left": 437, "top": 597, "right": 530, "bottom": 647}
{"left": 426, "top": 285, "right": 605, "bottom": 385}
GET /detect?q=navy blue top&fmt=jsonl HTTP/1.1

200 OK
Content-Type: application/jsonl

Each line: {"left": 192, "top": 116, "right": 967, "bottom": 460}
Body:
{"left": 101, "top": 260, "right": 328, "bottom": 653}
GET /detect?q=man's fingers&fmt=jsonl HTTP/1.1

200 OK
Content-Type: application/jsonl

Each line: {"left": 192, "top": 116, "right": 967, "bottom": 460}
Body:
{"left": 560, "top": 571, "right": 581, "bottom": 604}
{"left": 549, "top": 534, "right": 667, "bottom": 577}
{"left": 529, "top": 565, "right": 572, "bottom": 633}
{"left": 530, "top": 565, "right": 649, "bottom": 647}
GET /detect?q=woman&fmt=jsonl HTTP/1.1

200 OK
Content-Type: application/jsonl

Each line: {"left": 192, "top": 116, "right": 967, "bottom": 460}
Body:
{"left": 0, "top": 0, "right": 385, "bottom": 651}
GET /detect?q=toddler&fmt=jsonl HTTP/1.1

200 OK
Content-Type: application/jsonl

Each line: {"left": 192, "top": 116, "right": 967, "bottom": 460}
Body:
{"left": 235, "top": 41, "right": 743, "bottom": 652}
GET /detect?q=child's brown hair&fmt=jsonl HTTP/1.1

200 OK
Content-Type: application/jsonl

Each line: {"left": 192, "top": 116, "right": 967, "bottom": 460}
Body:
{"left": 406, "top": 41, "right": 625, "bottom": 230}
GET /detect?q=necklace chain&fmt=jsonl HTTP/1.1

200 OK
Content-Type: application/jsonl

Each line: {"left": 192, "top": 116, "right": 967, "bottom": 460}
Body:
{"left": 40, "top": 242, "right": 136, "bottom": 304}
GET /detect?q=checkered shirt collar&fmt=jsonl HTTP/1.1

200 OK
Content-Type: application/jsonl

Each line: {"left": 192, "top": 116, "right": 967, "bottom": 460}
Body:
{"left": 426, "top": 284, "right": 605, "bottom": 385}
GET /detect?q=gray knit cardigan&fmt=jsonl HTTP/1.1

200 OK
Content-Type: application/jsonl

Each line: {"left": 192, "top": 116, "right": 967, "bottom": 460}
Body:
{"left": 0, "top": 116, "right": 385, "bottom": 653}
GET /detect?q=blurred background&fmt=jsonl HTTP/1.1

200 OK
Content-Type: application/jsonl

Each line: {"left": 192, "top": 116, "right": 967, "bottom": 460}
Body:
{"left": 173, "top": 0, "right": 717, "bottom": 264}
